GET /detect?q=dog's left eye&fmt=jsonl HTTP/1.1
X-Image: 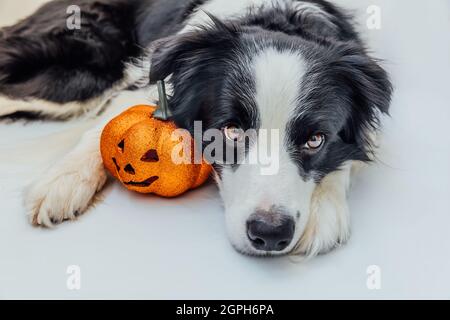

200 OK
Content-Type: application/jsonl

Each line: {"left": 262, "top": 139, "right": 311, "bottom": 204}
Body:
{"left": 223, "top": 126, "right": 244, "bottom": 142}
{"left": 305, "top": 133, "right": 325, "bottom": 150}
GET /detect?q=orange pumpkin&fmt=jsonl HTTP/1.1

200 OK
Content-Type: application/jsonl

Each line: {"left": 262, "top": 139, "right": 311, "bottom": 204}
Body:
{"left": 100, "top": 105, "right": 212, "bottom": 197}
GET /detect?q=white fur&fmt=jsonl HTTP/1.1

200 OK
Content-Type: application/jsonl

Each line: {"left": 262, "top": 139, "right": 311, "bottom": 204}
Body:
{"left": 0, "top": 95, "right": 105, "bottom": 119}
{"left": 295, "top": 162, "right": 353, "bottom": 257}
{"left": 25, "top": 128, "right": 108, "bottom": 226}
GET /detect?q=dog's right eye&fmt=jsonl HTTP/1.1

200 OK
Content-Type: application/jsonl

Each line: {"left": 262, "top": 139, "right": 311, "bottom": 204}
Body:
{"left": 305, "top": 133, "right": 325, "bottom": 150}
{"left": 223, "top": 126, "right": 244, "bottom": 142}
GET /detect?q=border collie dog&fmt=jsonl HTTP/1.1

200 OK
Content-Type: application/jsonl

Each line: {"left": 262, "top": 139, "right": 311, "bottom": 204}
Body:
{"left": 0, "top": 0, "right": 392, "bottom": 257}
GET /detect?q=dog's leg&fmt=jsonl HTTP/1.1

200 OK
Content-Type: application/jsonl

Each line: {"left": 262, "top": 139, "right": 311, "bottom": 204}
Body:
{"left": 24, "top": 85, "right": 156, "bottom": 227}
{"left": 296, "top": 162, "right": 356, "bottom": 256}
{"left": 25, "top": 126, "right": 108, "bottom": 226}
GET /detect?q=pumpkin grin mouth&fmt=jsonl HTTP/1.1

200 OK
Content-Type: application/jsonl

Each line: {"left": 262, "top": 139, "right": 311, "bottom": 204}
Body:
{"left": 124, "top": 176, "right": 159, "bottom": 187}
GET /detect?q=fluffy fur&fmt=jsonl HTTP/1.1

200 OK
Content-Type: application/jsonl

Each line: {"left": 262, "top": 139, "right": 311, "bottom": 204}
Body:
{"left": 0, "top": 0, "right": 392, "bottom": 257}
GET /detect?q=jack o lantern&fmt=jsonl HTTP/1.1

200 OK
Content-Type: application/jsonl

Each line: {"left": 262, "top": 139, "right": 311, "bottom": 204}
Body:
{"left": 100, "top": 105, "right": 212, "bottom": 197}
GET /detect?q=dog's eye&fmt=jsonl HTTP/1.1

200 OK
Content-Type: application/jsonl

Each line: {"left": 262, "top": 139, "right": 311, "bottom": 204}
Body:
{"left": 305, "top": 133, "right": 325, "bottom": 150}
{"left": 223, "top": 126, "right": 244, "bottom": 142}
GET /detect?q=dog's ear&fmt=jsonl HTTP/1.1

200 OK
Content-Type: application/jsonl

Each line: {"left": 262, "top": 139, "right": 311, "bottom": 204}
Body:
{"left": 149, "top": 14, "right": 239, "bottom": 83}
{"left": 332, "top": 46, "right": 393, "bottom": 154}
{"left": 338, "top": 52, "right": 393, "bottom": 115}
{"left": 149, "top": 35, "right": 189, "bottom": 83}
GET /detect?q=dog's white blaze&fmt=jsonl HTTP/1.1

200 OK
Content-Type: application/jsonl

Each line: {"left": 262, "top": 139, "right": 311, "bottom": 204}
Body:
{"left": 253, "top": 48, "right": 305, "bottom": 133}
{"left": 219, "top": 48, "right": 319, "bottom": 255}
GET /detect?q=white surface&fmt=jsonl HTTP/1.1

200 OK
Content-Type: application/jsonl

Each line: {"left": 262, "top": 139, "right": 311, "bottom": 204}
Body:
{"left": 1, "top": 0, "right": 450, "bottom": 299}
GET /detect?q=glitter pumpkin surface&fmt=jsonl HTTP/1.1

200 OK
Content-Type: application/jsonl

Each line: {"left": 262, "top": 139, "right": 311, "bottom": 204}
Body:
{"left": 100, "top": 105, "right": 212, "bottom": 197}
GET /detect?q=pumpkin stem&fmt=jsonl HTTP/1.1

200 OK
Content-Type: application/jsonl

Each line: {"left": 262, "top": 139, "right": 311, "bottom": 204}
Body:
{"left": 154, "top": 80, "right": 173, "bottom": 121}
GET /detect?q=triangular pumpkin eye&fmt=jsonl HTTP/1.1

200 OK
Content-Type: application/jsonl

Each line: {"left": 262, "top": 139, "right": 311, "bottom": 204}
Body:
{"left": 124, "top": 164, "right": 135, "bottom": 175}
{"left": 118, "top": 139, "right": 125, "bottom": 152}
{"left": 141, "top": 149, "right": 159, "bottom": 162}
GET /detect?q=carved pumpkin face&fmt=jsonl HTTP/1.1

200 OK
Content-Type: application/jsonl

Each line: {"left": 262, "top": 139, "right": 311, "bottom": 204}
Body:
{"left": 100, "top": 105, "right": 211, "bottom": 197}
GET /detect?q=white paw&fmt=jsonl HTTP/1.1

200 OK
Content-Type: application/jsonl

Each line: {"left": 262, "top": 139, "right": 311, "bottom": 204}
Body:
{"left": 295, "top": 166, "right": 352, "bottom": 257}
{"left": 298, "top": 194, "right": 351, "bottom": 256}
{"left": 25, "top": 150, "right": 107, "bottom": 227}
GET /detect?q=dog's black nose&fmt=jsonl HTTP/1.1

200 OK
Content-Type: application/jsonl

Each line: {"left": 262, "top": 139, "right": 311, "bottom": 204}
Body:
{"left": 247, "top": 211, "right": 295, "bottom": 252}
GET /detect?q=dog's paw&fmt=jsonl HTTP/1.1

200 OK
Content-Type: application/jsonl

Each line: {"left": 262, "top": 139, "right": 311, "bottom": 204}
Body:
{"left": 295, "top": 168, "right": 352, "bottom": 257}
{"left": 297, "top": 194, "right": 351, "bottom": 256}
{"left": 24, "top": 151, "right": 107, "bottom": 227}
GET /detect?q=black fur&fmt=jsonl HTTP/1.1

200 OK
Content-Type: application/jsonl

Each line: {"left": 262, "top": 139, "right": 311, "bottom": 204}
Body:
{"left": 285, "top": 41, "right": 392, "bottom": 179}
{"left": 0, "top": 0, "right": 196, "bottom": 104}
{"left": 0, "top": 0, "right": 140, "bottom": 103}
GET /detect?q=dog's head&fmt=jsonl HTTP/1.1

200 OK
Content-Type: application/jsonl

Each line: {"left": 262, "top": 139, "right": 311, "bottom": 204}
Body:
{"left": 149, "top": 18, "right": 392, "bottom": 256}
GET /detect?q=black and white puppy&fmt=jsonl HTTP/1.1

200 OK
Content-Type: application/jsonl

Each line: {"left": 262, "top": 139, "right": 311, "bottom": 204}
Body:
{"left": 0, "top": 0, "right": 392, "bottom": 257}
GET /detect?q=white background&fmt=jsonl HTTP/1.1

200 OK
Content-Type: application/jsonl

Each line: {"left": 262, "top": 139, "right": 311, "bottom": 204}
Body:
{"left": 0, "top": 0, "right": 449, "bottom": 299}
